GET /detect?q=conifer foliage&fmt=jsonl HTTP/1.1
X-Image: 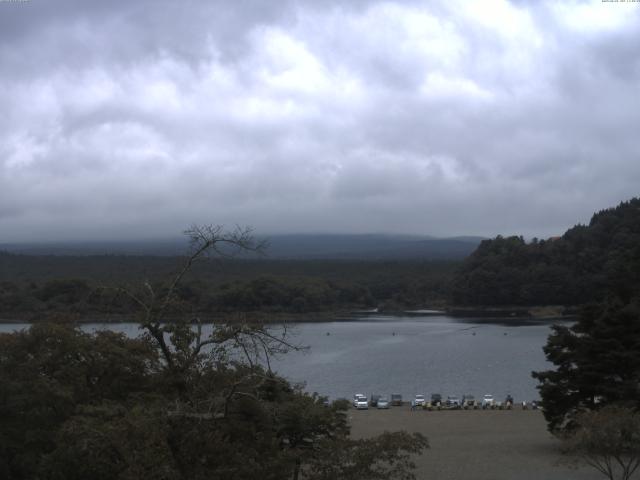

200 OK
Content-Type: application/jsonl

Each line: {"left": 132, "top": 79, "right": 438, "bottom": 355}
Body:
{"left": 453, "top": 198, "right": 640, "bottom": 306}
{"left": 532, "top": 296, "right": 640, "bottom": 432}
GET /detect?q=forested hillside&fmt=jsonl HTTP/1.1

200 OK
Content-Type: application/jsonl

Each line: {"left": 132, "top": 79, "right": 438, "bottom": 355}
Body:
{"left": 0, "top": 255, "right": 456, "bottom": 318}
{"left": 452, "top": 198, "right": 640, "bottom": 306}
{"left": 5, "top": 198, "right": 639, "bottom": 316}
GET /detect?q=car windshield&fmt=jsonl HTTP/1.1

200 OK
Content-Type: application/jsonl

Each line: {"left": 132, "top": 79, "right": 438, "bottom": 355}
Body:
{"left": 379, "top": 397, "right": 388, "bottom": 402}
{"left": 416, "top": 395, "right": 424, "bottom": 398}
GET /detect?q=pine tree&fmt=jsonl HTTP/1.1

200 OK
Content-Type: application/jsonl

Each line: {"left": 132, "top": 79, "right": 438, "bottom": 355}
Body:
{"left": 533, "top": 296, "right": 640, "bottom": 432}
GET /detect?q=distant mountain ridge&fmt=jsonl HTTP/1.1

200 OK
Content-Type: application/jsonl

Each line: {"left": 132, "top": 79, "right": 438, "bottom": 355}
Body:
{"left": 261, "top": 234, "right": 483, "bottom": 260}
{"left": 0, "top": 234, "right": 484, "bottom": 260}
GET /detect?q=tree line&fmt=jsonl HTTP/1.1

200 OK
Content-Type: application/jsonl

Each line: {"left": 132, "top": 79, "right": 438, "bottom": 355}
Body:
{"left": 452, "top": 198, "right": 640, "bottom": 306}
{"left": 440, "top": 197, "right": 640, "bottom": 478}
{"left": 0, "top": 257, "right": 456, "bottom": 318}
{"left": 0, "top": 226, "right": 428, "bottom": 480}
{"left": 522, "top": 200, "right": 640, "bottom": 479}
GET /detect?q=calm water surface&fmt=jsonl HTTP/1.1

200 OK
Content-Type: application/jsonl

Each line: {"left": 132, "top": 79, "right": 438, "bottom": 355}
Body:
{"left": 0, "top": 315, "right": 563, "bottom": 402}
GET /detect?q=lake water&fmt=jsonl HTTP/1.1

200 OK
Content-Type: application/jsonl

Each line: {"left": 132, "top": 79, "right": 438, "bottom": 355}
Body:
{"left": 0, "top": 315, "right": 562, "bottom": 403}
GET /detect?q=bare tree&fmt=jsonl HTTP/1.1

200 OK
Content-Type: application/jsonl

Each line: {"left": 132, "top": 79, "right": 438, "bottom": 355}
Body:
{"left": 112, "top": 225, "right": 299, "bottom": 373}
{"left": 35, "top": 225, "right": 428, "bottom": 480}
{"left": 562, "top": 405, "right": 640, "bottom": 480}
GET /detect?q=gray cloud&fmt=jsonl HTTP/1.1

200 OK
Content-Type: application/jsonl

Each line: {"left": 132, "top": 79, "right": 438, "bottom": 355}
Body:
{"left": 1, "top": 0, "right": 639, "bottom": 242}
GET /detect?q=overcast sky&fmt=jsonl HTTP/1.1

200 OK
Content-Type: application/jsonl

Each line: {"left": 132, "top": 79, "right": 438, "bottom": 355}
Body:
{"left": 1, "top": 0, "right": 639, "bottom": 242}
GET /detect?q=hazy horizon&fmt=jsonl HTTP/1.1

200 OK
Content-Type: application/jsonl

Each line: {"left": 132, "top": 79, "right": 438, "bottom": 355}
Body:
{"left": 1, "top": 231, "right": 487, "bottom": 246}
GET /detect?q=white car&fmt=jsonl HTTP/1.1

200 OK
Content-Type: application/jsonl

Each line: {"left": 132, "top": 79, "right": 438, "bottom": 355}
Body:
{"left": 353, "top": 394, "right": 369, "bottom": 409}
{"left": 414, "top": 394, "right": 426, "bottom": 407}
{"left": 482, "top": 394, "right": 494, "bottom": 409}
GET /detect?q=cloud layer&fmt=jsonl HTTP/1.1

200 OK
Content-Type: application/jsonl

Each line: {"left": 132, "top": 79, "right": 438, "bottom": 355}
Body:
{"left": 1, "top": 0, "right": 639, "bottom": 241}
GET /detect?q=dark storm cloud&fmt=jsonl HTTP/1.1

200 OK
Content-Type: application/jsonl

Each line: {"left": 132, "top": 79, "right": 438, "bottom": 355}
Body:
{"left": 1, "top": 0, "right": 639, "bottom": 241}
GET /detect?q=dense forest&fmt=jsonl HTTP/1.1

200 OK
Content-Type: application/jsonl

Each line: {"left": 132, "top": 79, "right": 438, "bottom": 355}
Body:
{"left": 0, "top": 255, "right": 456, "bottom": 319}
{"left": 3, "top": 198, "right": 640, "bottom": 319}
{"left": 452, "top": 198, "right": 640, "bottom": 306}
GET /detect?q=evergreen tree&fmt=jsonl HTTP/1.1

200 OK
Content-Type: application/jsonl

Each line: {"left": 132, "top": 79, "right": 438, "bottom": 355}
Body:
{"left": 453, "top": 197, "right": 640, "bottom": 307}
{"left": 532, "top": 296, "right": 640, "bottom": 432}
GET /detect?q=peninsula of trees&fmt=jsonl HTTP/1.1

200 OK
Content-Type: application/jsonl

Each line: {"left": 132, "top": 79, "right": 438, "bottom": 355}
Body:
{"left": 452, "top": 198, "right": 640, "bottom": 307}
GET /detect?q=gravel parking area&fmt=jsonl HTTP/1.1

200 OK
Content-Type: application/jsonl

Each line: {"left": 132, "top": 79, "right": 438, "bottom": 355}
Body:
{"left": 349, "top": 407, "right": 604, "bottom": 480}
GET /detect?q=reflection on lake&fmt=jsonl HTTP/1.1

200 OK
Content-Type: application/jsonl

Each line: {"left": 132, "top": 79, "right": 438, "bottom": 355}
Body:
{"left": 0, "top": 315, "right": 563, "bottom": 402}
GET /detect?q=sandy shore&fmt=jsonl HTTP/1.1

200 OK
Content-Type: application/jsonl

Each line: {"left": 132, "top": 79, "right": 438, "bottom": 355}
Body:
{"left": 349, "top": 406, "right": 603, "bottom": 480}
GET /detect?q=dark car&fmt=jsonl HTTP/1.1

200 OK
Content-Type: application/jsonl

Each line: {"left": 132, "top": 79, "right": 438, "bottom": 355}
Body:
{"left": 370, "top": 394, "right": 381, "bottom": 407}
{"left": 430, "top": 393, "right": 442, "bottom": 406}
{"left": 461, "top": 394, "right": 476, "bottom": 409}
{"left": 391, "top": 393, "right": 403, "bottom": 406}
{"left": 446, "top": 395, "right": 461, "bottom": 409}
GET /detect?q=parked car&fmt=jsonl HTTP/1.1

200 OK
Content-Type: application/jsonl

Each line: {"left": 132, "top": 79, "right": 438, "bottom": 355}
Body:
{"left": 391, "top": 393, "right": 403, "bottom": 406}
{"left": 427, "top": 393, "right": 442, "bottom": 410}
{"left": 370, "top": 394, "right": 381, "bottom": 407}
{"left": 446, "top": 395, "right": 461, "bottom": 409}
{"left": 461, "top": 394, "right": 477, "bottom": 409}
{"left": 413, "top": 394, "right": 426, "bottom": 407}
{"left": 353, "top": 394, "right": 368, "bottom": 409}
{"left": 377, "top": 396, "right": 390, "bottom": 409}
{"left": 482, "top": 394, "right": 494, "bottom": 409}
{"left": 353, "top": 394, "right": 365, "bottom": 407}
{"left": 504, "top": 394, "right": 514, "bottom": 409}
